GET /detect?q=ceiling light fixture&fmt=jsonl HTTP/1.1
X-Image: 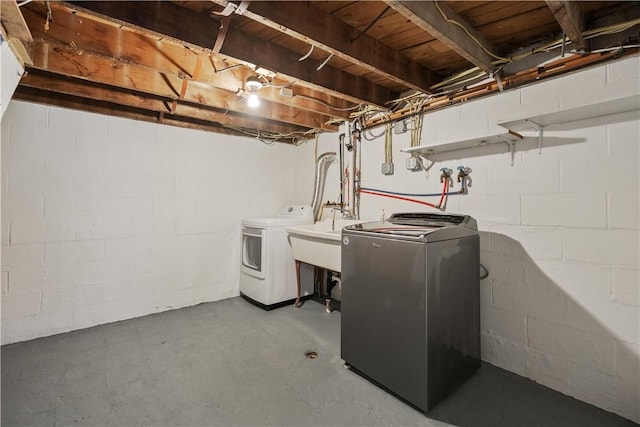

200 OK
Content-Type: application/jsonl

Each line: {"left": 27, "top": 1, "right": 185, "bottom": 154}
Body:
{"left": 247, "top": 93, "right": 260, "bottom": 108}
{"left": 245, "top": 75, "right": 263, "bottom": 92}
{"left": 244, "top": 76, "right": 263, "bottom": 108}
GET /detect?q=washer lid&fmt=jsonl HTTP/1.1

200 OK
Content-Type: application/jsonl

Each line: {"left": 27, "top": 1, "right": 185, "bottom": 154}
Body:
{"left": 344, "top": 222, "right": 442, "bottom": 238}
{"left": 343, "top": 212, "right": 478, "bottom": 242}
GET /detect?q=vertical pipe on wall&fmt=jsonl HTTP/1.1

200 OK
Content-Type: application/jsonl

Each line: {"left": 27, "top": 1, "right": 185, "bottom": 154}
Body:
{"left": 339, "top": 133, "right": 345, "bottom": 211}
{"left": 311, "top": 152, "right": 337, "bottom": 222}
{"left": 346, "top": 122, "right": 359, "bottom": 219}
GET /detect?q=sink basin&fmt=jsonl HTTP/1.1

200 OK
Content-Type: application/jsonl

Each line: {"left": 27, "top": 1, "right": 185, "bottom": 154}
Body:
{"left": 286, "top": 219, "right": 370, "bottom": 273}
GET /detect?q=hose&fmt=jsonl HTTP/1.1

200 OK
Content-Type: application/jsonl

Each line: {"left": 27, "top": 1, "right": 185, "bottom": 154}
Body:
{"left": 361, "top": 175, "right": 459, "bottom": 198}
{"left": 360, "top": 187, "right": 461, "bottom": 197}
{"left": 480, "top": 264, "right": 489, "bottom": 280}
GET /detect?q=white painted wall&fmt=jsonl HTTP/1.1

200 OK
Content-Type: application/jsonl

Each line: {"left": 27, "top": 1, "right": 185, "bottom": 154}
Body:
{"left": 298, "top": 55, "right": 640, "bottom": 422}
{"left": 2, "top": 55, "right": 638, "bottom": 422}
{"left": 1, "top": 101, "right": 306, "bottom": 344}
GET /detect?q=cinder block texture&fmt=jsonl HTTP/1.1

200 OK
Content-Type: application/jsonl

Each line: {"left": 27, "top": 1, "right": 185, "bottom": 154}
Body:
{"left": 2, "top": 101, "right": 302, "bottom": 346}
{"left": 3, "top": 56, "right": 639, "bottom": 423}
{"left": 353, "top": 56, "right": 640, "bottom": 423}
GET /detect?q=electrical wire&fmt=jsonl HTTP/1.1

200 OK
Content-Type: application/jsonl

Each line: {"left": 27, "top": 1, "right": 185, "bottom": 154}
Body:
{"left": 17, "top": 0, "right": 33, "bottom": 6}
{"left": 223, "top": 124, "right": 319, "bottom": 143}
{"left": 434, "top": 0, "right": 511, "bottom": 63}
{"left": 213, "top": 63, "right": 243, "bottom": 74}
{"left": 591, "top": 44, "right": 640, "bottom": 54}
{"left": 352, "top": 5, "right": 391, "bottom": 42}
{"left": 257, "top": 75, "right": 298, "bottom": 89}
{"left": 362, "top": 127, "right": 386, "bottom": 141}
{"left": 295, "top": 94, "right": 362, "bottom": 112}
{"left": 427, "top": 17, "right": 640, "bottom": 92}
{"left": 409, "top": 98, "right": 426, "bottom": 147}
{"left": 317, "top": 53, "right": 334, "bottom": 71}
{"left": 299, "top": 45, "right": 314, "bottom": 61}
{"left": 384, "top": 119, "right": 393, "bottom": 165}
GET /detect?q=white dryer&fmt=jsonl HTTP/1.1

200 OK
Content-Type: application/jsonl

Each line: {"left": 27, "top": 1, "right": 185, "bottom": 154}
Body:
{"left": 240, "top": 205, "right": 314, "bottom": 309}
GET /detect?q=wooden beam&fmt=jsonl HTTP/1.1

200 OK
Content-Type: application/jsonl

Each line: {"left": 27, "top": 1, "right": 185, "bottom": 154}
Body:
{"left": 1, "top": 0, "right": 33, "bottom": 67}
{"left": 21, "top": 2, "right": 355, "bottom": 119}
{"left": 20, "top": 70, "right": 309, "bottom": 135}
{"left": 26, "top": 41, "right": 337, "bottom": 131}
{"left": 545, "top": 1, "right": 586, "bottom": 51}
{"left": 210, "top": 0, "right": 440, "bottom": 93}
{"left": 0, "top": 0, "right": 32, "bottom": 42}
{"left": 386, "top": 1, "right": 496, "bottom": 73}
{"left": 65, "top": 1, "right": 398, "bottom": 106}
{"left": 13, "top": 86, "right": 304, "bottom": 144}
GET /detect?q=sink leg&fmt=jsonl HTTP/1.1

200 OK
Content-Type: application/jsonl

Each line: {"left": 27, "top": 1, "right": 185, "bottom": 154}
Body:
{"left": 294, "top": 260, "right": 302, "bottom": 308}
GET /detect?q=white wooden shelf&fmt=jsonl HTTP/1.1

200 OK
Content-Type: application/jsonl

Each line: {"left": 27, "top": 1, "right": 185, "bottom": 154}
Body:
{"left": 401, "top": 130, "right": 523, "bottom": 156}
{"left": 498, "top": 94, "right": 639, "bottom": 132}
{"left": 399, "top": 94, "right": 638, "bottom": 166}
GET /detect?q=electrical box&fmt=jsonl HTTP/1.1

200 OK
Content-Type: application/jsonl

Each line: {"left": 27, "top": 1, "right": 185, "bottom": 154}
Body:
{"left": 381, "top": 162, "right": 394, "bottom": 175}
{"left": 394, "top": 120, "right": 409, "bottom": 134}
{"left": 406, "top": 156, "right": 421, "bottom": 171}
{"left": 280, "top": 87, "right": 293, "bottom": 98}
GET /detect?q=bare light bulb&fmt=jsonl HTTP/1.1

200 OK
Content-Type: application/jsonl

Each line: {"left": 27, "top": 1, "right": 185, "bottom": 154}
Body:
{"left": 247, "top": 93, "right": 260, "bottom": 108}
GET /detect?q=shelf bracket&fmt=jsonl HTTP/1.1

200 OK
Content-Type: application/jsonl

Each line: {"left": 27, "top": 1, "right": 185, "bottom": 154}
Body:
{"left": 525, "top": 119, "right": 544, "bottom": 154}
{"left": 508, "top": 141, "right": 516, "bottom": 166}
{"left": 417, "top": 153, "right": 436, "bottom": 177}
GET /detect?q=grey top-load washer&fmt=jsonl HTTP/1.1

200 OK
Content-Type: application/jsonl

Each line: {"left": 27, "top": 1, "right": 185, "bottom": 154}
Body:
{"left": 341, "top": 212, "right": 480, "bottom": 412}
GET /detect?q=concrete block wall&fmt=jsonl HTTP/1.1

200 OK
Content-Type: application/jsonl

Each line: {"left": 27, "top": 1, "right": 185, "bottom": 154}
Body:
{"left": 300, "top": 55, "right": 639, "bottom": 422}
{"left": 1, "top": 101, "right": 305, "bottom": 344}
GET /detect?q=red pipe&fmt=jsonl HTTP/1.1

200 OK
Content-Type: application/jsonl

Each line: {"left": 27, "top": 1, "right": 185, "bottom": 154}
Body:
{"left": 359, "top": 189, "right": 438, "bottom": 208}
{"left": 438, "top": 178, "right": 448, "bottom": 208}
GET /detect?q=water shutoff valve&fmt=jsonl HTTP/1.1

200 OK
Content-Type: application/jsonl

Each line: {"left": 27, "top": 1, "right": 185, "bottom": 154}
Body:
{"left": 440, "top": 167, "right": 453, "bottom": 182}
{"left": 457, "top": 166, "right": 472, "bottom": 193}
{"left": 456, "top": 166, "right": 469, "bottom": 182}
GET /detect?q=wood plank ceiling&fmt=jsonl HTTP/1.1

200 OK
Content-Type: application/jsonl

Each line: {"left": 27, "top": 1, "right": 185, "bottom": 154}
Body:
{"left": 2, "top": 1, "right": 639, "bottom": 144}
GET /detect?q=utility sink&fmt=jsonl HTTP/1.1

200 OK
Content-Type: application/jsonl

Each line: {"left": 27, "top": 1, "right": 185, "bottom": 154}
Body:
{"left": 286, "top": 219, "right": 370, "bottom": 273}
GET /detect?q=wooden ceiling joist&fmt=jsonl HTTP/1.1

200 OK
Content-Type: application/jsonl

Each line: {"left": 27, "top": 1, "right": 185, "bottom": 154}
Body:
{"left": 13, "top": 85, "right": 302, "bottom": 142}
{"left": 20, "top": 70, "right": 309, "bottom": 136}
{"left": 210, "top": 0, "right": 441, "bottom": 94}
{"left": 27, "top": 41, "right": 337, "bottom": 131}
{"left": 386, "top": 0, "right": 497, "bottom": 74}
{"left": 10, "top": 0, "right": 636, "bottom": 142}
{"left": 66, "top": 1, "right": 398, "bottom": 107}
{"left": 22, "top": 2, "right": 354, "bottom": 120}
{"left": 0, "top": 0, "right": 33, "bottom": 67}
{"left": 0, "top": 0, "right": 32, "bottom": 42}
{"left": 545, "top": 1, "right": 587, "bottom": 52}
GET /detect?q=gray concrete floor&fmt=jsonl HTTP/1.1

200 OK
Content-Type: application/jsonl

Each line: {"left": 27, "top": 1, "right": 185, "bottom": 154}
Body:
{"left": 1, "top": 296, "right": 637, "bottom": 427}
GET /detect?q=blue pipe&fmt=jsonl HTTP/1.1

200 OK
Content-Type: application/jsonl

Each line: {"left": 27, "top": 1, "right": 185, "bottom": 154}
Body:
{"left": 360, "top": 187, "right": 461, "bottom": 197}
